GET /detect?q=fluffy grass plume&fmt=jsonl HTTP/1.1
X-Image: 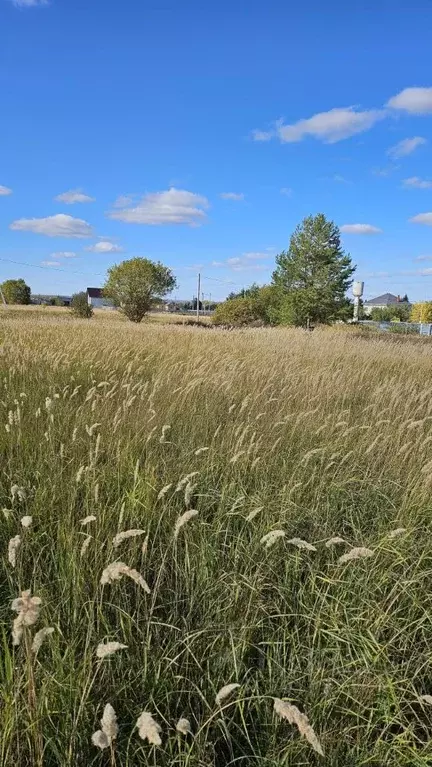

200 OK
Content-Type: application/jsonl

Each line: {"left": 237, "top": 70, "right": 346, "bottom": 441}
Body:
{"left": 176, "top": 717, "right": 192, "bottom": 735}
{"left": 8, "top": 535, "right": 21, "bottom": 567}
{"left": 136, "top": 711, "right": 162, "bottom": 745}
{"left": 112, "top": 529, "right": 145, "bottom": 548}
{"left": 100, "top": 561, "right": 151, "bottom": 593}
{"left": 215, "top": 683, "right": 240, "bottom": 706}
{"left": 96, "top": 641, "right": 128, "bottom": 659}
{"left": 174, "top": 509, "right": 199, "bottom": 539}
{"left": 274, "top": 698, "right": 324, "bottom": 756}
{"left": 32, "top": 626, "right": 54, "bottom": 654}
{"left": 260, "top": 529, "right": 285, "bottom": 549}
{"left": 338, "top": 547, "right": 374, "bottom": 564}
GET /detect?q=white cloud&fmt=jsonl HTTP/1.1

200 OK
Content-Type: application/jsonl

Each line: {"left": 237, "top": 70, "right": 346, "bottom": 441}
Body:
{"left": 112, "top": 194, "right": 136, "bottom": 208}
{"left": 9, "top": 0, "right": 48, "bottom": 6}
{"left": 410, "top": 212, "right": 432, "bottom": 226}
{"left": 10, "top": 213, "right": 94, "bottom": 238}
{"left": 387, "top": 87, "right": 432, "bottom": 114}
{"left": 340, "top": 223, "right": 382, "bottom": 235}
{"left": 219, "top": 192, "right": 244, "bottom": 201}
{"left": 242, "top": 251, "right": 268, "bottom": 260}
{"left": 211, "top": 253, "right": 269, "bottom": 272}
{"left": 280, "top": 187, "right": 293, "bottom": 196}
{"left": 251, "top": 129, "right": 273, "bottom": 142}
{"left": 41, "top": 261, "right": 60, "bottom": 267}
{"left": 85, "top": 241, "right": 124, "bottom": 253}
{"left": 387, "top": 136, "right": 427, "bottom": 159}
{"left": 254, "top": 107, "right": 384, "bottom": 145}
{"left": 403, "top": 176, "right": 432, "bottom": 189}
{"left": 55, "top": 189, "right": 95, "bottom": 204}
{"left": 108, "top": 187, "right": 209, "bottom": 226}
{"left": 51, "top": 251, "right": 77, "bottom": 258}
{"left": 414, "top": 255, "right": 432, "bottom": 261}
{"left": 333, "top": 174, "right": 349, "bottom": 183}
{"left": 0, "top": 185, "right": 12, "bottom": 196}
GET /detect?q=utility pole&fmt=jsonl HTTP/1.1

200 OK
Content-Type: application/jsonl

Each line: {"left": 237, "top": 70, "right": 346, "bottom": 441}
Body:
{"left": 196, "top": 272, "right": 201, "bottom": 320}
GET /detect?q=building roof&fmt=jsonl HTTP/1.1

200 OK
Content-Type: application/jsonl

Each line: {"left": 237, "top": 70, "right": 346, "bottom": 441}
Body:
{"left": 86, "top": 287, "right": 103, "bottom": 298}
{"left": 364, "top": 293, "right": 407, "bottom": 306}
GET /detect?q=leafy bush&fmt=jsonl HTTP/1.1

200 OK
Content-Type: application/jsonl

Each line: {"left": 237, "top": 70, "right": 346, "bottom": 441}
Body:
{"left": 70, "top": 292, "right": 93, "bottom": 318}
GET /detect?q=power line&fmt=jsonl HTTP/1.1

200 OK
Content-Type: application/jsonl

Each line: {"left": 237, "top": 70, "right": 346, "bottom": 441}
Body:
{"left": 0, "top": 256, "right": 105, "bottom": 278}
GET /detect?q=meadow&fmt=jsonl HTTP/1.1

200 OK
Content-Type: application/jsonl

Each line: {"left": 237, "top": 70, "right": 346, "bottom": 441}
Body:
{"left": 0, "top": 309, "right": 431, "bottom": 766}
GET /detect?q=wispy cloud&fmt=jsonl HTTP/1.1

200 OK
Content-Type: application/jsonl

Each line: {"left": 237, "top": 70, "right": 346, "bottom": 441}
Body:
{"left": 41, "top": 260, "right": 60, "bottom": 267}
{"left": 51, "top": 251, "right": 77, "bottom": 258}
{"left": 85, "top": 241, "right": 124, "bottom": 253}
{"left": 8, "top": 0, "right": 48, "bottom": 6}
{"left": 387, "top": 136, "right": 427, "bottom": 159}
{"left": 333, "top": 174, "right": 350, "bottom": 183}
{"left": 211, "top": 252, "right": 269, "bottom": 272}
{"left": 55, "top": 189, "right": 95, "bottom": 204}
{"left": 253, "top": 106, "right": 385, "bottom": 145}
{"left": 387, "top": 87, "right": 432, "bottom": 114}
{"left": 280, "top": 187, "right": 293, "bottom": 196}
{"left": 403, "top": 176, "right": 432, "bottom": 189}
{"left": 108, "top": 187, "right": 209, "bottom": 226}
{"left": 0, "top": 185, "right": 12, "bottom": 196}
{"left": 219, "top": 192, "right": 244, "bottom": 201}
{"left": 340, "top": 223, "right": 382, "bottom": 235}
{"left": 10, "top": 214, "right": 94, "bottom": 238}
{"left": 414, "top": 255, "right": 432, "bottom": 261}
{"left": 410, "top": 212, "right": 432, "bottom": 226}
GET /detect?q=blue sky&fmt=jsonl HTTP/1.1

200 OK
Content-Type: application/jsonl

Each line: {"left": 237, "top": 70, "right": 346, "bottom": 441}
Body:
{"left": 2, "top": 1, "right": 432, "bottom": 301}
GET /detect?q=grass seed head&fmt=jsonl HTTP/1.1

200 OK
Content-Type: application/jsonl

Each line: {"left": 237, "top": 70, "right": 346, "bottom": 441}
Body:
{"left": 246, "top": 506, "right": 264, "bottom": 522}
{"left": 287, "top": 537, "right": 317, "bottom": 551}
{"left": 32, "top": 627, "right": 54, "bottom": 654}
{"left": 80, "top": 515, "right": 96, "bottom": 526}
{"left": 388, "top": 527, "right": 407, "bottom": 539}
{"left": 419, "top": 694, "right": 432, "bottom": 704}
{"left": 100, "top": 561, "right": 151, "bottom": 593}
{"left": 260, "top": 530, "right": 285, "bottom": 549}
{"left": 96, "top": 641, "right": 128, "bottom": 659}
{"left": 157, "top": 483, "right": 172, "bottom": 500}
{"left": 273, "top": 699, "right": 324, "bottom": 756}
{"left": 174, "top": 509, "right": 199, "bottom": 539}
{"left": 8, "top": 535, "right": 21, "bottom": 568}
{"left": 112, "top": 529, "right": 145, "bottom": 548}
{"left": 101, "top": 703, "right": 118, "bottom": 741}
{"left": 215, "top": 683, "right": 240, "bottom": 706}
{"left": 325, "top": 536, "right": 346, "bottom": 547}
{"left": 21, "top": 515, "right": 32, "bottom": 529}
{"left": 338, "top": 547, "right": 374, "bottom": 564}
{"left": 136, "top": 711, "right": 162, "bottom": 745}
{"left": 91, "top": 730, "right": 109, "bottom": 750}
{"left": 176, "top": 717, "right": 192, "bottom": 735}
{"left": 11, "top": 590, "right": 42, "bottom": 645}
{"left": 80, "top": 535, "right": 92, "bottom": 557}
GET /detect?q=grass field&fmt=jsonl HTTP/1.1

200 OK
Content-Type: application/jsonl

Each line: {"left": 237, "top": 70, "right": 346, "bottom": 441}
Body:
{"left": 1, "top": 311, "right": 432, "bottom": 766}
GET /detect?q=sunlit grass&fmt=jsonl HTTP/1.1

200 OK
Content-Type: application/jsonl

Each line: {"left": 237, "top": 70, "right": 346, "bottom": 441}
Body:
{"left": 0, "top": 311, "right": 431, "bottom": 765}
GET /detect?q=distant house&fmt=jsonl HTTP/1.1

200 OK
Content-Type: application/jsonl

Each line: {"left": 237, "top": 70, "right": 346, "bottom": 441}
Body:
{"left": 363, "top": 293, "right": 411, "bottom": 316}
{"left": 86, "top": 287, "right": 115, "bottom": 310}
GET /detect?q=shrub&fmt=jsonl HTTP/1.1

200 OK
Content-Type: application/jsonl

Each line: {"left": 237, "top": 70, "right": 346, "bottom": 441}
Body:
{"left": 70, "top": 292, "right": 93, "bottom": 318}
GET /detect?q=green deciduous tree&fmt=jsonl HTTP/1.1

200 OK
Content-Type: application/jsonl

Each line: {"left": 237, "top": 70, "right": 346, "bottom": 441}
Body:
{"left": 272, "top": 214, "right": 355, "bottom": 326}
{"left": 1, "top": 278, "right": 31, "bottom": 305}
{"left": 70, "top": 292, "right": 93, "bottom": 318}
{"left": 103, "top": 258, "right": 177, "bottom": 323}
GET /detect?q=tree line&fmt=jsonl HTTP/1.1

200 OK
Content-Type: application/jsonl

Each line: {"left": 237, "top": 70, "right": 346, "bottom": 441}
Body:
{"left": 2, "top": 213, "right": 430, "bottom": 326}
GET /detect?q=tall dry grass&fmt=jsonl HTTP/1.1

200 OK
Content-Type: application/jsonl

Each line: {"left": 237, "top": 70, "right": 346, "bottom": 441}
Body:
{"left": 0, "top": 312, "right": 432, "bottom": 765}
